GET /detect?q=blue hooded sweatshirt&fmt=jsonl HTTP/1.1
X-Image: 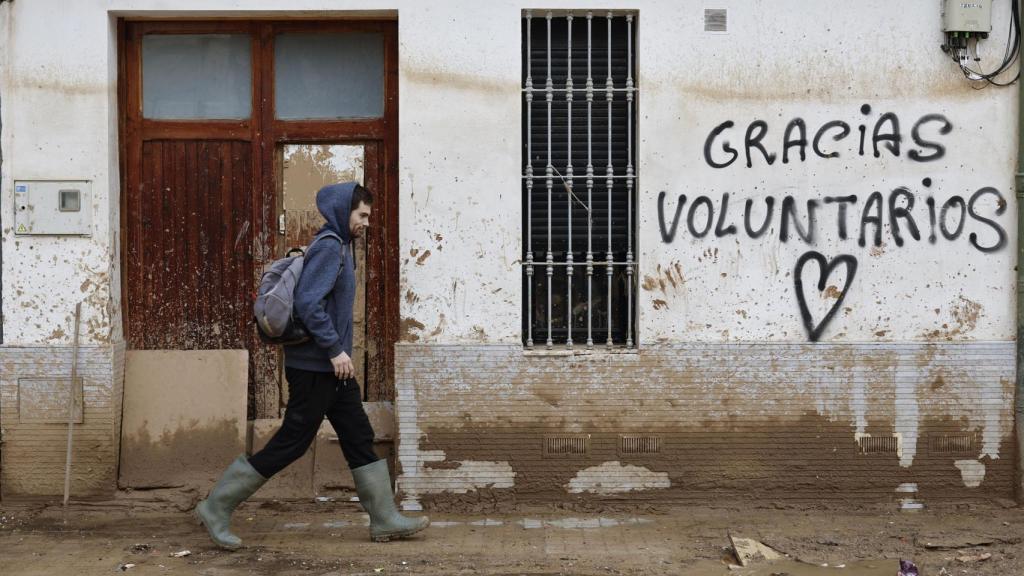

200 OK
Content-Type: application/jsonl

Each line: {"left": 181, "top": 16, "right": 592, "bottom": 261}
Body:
{"left": 285, "top": 183, "right": 357, "bottom": 373}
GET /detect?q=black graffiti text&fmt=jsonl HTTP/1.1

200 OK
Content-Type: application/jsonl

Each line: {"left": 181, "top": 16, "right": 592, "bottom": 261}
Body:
{"left": 704, "top": 105, "right": 953, "bottom": 169}
{"left": 657, "top": 186, "right": 1007, "bottom": 253}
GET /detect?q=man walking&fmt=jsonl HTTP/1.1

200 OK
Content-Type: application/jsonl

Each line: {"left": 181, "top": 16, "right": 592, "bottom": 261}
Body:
{"left": 196, "top": 182, "right": 429, "bottom": 548}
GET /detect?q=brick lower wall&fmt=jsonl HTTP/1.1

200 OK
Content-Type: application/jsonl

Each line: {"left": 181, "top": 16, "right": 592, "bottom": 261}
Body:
{"left": 395, "top": 342, "right": 1016, "bottom": 510}
{"left": 0, "top": 342, "right": 125, "bottom": 498}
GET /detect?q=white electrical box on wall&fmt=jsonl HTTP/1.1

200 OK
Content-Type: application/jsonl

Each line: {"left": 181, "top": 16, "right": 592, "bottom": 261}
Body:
{"left": 14, "top": 180, "right": 92, "bottom": 236}
{"left": 943, "top": 0, "right": 993, "bottom": 33}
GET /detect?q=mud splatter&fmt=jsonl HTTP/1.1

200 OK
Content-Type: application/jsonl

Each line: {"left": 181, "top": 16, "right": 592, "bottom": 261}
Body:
{"left": 429, "top": 313, "right": 447, "bottom": 338}
{"left": 924, "top": 296, "right": 983, "bottom": 340}
{"left": 641, "top": 263, "right": 686, "bottom": 295}
{"left": 400, "top": 318, "right": 426, "bottom": 342}
{"left": 405, "top": 290, "right": 421, "bottom": 305}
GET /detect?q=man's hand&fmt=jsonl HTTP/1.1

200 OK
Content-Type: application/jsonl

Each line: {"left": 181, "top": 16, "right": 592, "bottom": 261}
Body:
{"left": 330, "top": 352, "right": 354, "bottom": 380}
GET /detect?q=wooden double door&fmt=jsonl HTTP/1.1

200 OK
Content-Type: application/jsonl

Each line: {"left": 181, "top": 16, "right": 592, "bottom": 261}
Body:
{"left": 119, "top": 20, "right": 399, "bottom": 417}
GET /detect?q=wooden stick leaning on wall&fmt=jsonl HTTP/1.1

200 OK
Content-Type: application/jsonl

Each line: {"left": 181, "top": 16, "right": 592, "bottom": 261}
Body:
{"left": 63, "top": 302, "right": 81, "bottom": 509}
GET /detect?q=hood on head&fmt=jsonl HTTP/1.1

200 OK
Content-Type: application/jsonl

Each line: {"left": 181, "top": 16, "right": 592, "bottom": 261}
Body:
{"left": 315, "top": 182, "right": 357, "bottom": 242}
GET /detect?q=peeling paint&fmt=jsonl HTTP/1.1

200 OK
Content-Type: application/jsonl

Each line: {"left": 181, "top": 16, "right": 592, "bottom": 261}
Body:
{"left": 565, "top": 462, "right": 671, "bottom": 495}
{"left": 954, "top": 459, "right": 986, "bottom": 488}
{"left": 892, "top": 366, "right": 919, "bottom": 468}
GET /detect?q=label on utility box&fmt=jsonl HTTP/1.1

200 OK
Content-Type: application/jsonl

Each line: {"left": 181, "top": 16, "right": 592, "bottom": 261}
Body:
{"left": 943, "top": 0, "right": 993, "bottom": 33}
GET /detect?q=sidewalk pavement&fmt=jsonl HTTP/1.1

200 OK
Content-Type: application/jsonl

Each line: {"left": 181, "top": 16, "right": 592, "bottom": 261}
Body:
{"left": 1, "top": 499, "right": 1022, "bottom": 575}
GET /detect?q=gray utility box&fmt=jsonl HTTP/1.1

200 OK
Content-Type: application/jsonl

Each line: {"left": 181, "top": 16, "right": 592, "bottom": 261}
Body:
{"left": 14, "top": 180, "right": 92, "bottom": 236}
{"left": 943, "top": 0, "right": 993, "bottom": 33}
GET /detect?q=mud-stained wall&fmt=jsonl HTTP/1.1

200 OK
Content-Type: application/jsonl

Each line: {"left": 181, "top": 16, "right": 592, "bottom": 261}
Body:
{"left": 396, "top": 343, "right": 1016, "bottom": 509}
{"left": 0, "top": 1, "right": 7, "bottom": 342}
{"left": 1, "top": 0, "right": 1019, "bottom": 503}
{"left": 390, "top": 1, "right": 1020, "bottom": 506}
{"left": 118, "top": 350, "right": 247, "bottom": 490}
{"left": 397, "top": 2, "right": 523, "bottom": 344}
{"left": 0, "top": 0, "right": 120, "bottom": 347}
{"left": 0, "top": 343, "right": 125, "bottom": 497}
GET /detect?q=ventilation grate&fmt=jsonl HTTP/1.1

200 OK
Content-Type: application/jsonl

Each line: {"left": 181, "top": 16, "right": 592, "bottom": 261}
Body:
{"left": 929, "top": 433, "right": 978, "bottom": 454}
{"left": 704, "top": 9, "right": 727, "bottom": 33}
{"left": 619, "top": 434, "right": 662, "bottom": 455}
{"left": 857, "top": 435, "right": 900, "bottom": 454}
{"left": 543, "top": 434, "right": 590, "bottom": 457}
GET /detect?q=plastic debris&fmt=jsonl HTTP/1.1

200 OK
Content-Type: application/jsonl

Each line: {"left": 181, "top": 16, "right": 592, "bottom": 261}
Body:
{"left": 956, "top": 552, "right": 992, "bottom": 563}
{"left": 898, "top": 559, "right": 919, "bottom": 576}
{"left": 170, "top": 550, "right": 191, "bottom": 558}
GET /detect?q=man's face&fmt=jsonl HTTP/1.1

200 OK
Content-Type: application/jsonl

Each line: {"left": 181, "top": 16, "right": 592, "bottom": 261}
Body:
{"left": 349, "top": 201, "right": 372, "bottom": 239}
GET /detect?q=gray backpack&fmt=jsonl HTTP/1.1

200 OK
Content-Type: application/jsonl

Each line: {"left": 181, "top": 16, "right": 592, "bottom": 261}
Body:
{"left": 254, "top": 231, "right": 341, "bottom": 345}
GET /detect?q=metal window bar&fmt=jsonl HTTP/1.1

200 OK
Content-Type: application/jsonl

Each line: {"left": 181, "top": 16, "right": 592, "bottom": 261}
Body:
{"left": 565, "top": 13, "right": 574, "bottom": 350}
{"left": 586, "top": 12, "right": 594, "bottom": 349}
{"left": 625, "top": 13, "right": 634, "bottom": 348}
{"left": 605, "top": 12, "right": 613, "bottom": 349}
{"left": 525, "top": 10, "right": 535, "bottom": 349}
{"left": 545, "top": 12, "right": 554, "bottom": 350}
{"left": 522, "top": 11, "right": 636, "bottom": 350}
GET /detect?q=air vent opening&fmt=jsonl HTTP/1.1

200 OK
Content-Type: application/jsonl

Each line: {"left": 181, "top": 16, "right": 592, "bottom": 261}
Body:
{"left": 704, "top": 8, "right": 727, "bottom": 33}
{"left": 543, "top": 434, "right": 590, "bottom": 457}
{"left": 857, "top": 435, "right": 900, "bottom": 454}
{"left": 929, "top": 433, "right": 978, "bottom": 454}
{"left": 618, "top": 434, "right": 662, "bottom": 455}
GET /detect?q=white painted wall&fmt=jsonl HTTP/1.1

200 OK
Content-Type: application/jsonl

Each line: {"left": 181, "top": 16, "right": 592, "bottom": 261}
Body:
{"left": 1, "top": 0, "right": 119, "bottom": 345}
{"left": 638, "top": 0, "right": 1018, "bottom": 344}
{"left": 400, "top": 0, "right": 1019, "bottom": 344}
{"left": 0, "top": 0, "right": 1017, "bottom": 348}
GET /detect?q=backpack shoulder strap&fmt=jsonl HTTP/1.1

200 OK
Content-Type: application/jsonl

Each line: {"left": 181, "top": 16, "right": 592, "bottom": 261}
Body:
{"left": 307, "top": 231, "right": 346, "bottom": 278}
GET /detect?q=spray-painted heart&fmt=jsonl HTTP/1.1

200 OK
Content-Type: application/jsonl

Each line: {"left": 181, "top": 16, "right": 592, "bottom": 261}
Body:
{"left": 794, "top": 251, "right": 858, "bottom": 342}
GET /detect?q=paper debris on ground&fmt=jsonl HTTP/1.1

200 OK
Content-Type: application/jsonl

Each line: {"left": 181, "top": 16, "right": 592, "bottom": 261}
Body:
{"left": 729, "top": 534, "right": 784, "bottom": 566}
{"left": 917, "top": 534, "right": 995, "bottom": 550}
{"left": 956, "top": 552, "right": 993, "bottom": 563}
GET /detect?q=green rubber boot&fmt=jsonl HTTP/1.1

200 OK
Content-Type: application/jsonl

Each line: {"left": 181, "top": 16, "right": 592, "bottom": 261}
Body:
{"left": 352, "top": 459, "right": 430, "bottom": 542}
{"left": 195, "top": 455, "right": 267, "bottom": 549}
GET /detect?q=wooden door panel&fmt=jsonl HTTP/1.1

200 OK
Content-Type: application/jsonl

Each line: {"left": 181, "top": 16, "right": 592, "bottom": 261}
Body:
{"left": 127, "top": 140, "right": 254, "bottom": 350}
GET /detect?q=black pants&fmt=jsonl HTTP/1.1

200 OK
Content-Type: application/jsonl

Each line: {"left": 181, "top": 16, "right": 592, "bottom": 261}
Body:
{"left": 248, "top": 366, "right": 378, "bottom": 479}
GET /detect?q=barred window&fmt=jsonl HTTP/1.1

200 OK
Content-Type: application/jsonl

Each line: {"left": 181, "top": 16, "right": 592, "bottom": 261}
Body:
{"left": 522, "top": 11, "right": 637, "bottom": 350}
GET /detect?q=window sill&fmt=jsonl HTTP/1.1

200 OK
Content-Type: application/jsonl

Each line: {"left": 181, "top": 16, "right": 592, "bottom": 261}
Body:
{"left": 522, "top": 346, "right": 640, "bottom": 357}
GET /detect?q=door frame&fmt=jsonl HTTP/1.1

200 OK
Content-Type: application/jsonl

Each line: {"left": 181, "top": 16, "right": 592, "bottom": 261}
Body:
{"left": 118, "top": 18, "right": 400, "bottom": 414}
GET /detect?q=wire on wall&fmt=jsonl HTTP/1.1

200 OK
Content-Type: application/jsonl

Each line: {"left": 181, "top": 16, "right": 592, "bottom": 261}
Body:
{"left": 942, "top": 0, "right": 1021, "bottom": 86}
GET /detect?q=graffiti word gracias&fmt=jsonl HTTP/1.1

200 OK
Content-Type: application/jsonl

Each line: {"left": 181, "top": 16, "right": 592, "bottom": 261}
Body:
{"left": 703, "top": 104, "right": 952, "bottom": 168}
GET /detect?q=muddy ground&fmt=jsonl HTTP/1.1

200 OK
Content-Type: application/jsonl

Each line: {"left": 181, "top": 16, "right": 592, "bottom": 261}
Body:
{"left": 1, "top": 497, "right": 1022, "bottom": 575}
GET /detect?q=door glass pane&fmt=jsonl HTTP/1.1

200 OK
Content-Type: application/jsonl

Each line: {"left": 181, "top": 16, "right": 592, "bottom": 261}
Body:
{"left": 281, "top": 144, "right": 367, "bottom": 389}
{"left": 275, "top": 33, "right": 385, "bottom": 119}
{"left": 142, "top": 34, "right": 252, "bottom": 119}
{"left": 281, "top": 144, "right": 365, "bottom": 249}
